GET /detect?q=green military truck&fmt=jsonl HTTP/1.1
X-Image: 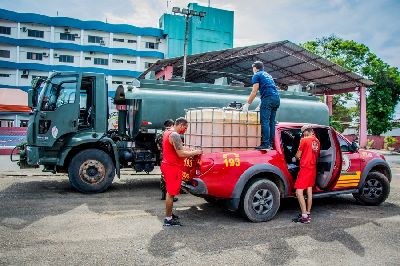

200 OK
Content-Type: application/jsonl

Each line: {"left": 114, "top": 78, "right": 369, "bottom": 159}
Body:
{"left": 16, "top": 71, "right": 329, "bottom": 193}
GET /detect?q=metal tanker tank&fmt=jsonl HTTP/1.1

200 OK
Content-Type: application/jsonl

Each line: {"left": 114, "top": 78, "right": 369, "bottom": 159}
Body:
{"left": 119, "top": 78, "right": 329, "bottom": 132}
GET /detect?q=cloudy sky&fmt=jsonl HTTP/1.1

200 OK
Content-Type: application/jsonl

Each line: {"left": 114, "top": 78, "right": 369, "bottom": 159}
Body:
{"left": 3, "top": 0, "right": 400, "bottom": 68}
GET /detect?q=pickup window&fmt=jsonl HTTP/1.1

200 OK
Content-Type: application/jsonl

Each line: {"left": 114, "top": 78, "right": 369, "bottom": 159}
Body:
{"left": 337, "top": 135, "right": 351, "bottom": 152}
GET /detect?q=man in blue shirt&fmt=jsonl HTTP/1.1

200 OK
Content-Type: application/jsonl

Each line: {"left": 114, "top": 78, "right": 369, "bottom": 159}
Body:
{"left": 243, "top": 61, "right": 280, "bottom": 150}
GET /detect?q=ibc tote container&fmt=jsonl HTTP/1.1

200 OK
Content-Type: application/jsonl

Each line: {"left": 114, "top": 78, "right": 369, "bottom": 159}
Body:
{"left": 185, "top": 108, "right": 261, "bottom": 153}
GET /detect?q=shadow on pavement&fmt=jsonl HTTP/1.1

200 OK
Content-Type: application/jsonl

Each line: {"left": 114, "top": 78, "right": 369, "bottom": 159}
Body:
{"left": 1, "top": 177, "right": 399, "bottom": 265}
{"left": 146, "top": 196, "right": 400, "bottom": 265}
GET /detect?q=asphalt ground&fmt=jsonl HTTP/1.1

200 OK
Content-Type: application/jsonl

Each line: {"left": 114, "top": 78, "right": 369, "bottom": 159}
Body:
{"left": 0, "top": 152, "right": 399, "bottom": 265}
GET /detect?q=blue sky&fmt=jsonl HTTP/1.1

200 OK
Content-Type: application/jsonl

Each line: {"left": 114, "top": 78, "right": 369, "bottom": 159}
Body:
{"left": 2, "top": 0, "right": 400, "bottom": 68}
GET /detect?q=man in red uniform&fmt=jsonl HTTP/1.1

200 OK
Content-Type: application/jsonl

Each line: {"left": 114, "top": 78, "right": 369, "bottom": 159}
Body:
{"left": 292, "top": 124, "right": 320, "bottom": 224}
{"left": 161, "top": 117, "right": 202, "bottom": 226}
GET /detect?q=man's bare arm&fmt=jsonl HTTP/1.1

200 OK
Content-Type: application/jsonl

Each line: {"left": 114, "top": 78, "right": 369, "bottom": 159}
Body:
{"left": 247, "top": 83, "right": 259, "bottom": 104}
{"left": 169, "top": 132, "right": 201, "bottom": 158}
{"left": 295, "top": 150, "right": 302, "bottom": 160}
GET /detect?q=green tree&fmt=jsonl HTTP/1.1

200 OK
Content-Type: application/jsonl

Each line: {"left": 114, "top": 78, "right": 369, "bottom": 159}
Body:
{"left": 302, "top": 35, "right": 400, "bottom": 135}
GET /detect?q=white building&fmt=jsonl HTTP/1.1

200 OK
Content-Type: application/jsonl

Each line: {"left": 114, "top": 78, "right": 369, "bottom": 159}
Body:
{"left": 0, "top": 8, "right": 166, "bottom": 93}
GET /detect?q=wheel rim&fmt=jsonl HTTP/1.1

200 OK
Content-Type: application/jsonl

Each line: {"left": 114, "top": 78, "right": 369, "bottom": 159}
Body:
{"left": 79, "top": 160, "right": 106, "bottom": 184}
{"left": 362, "top": 178, "right": 383, "bottom": 200}
{"left": 252, "top": 189, "right": 273, "bottom": 215}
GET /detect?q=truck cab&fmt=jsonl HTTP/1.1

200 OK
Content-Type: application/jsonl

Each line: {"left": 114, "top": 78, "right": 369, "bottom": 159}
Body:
{"left": 183, "top": 123, "right": 391, "bottom": 222}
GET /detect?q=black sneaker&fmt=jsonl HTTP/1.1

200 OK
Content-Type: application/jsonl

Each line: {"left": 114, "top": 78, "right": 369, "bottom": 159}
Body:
{"left": 256, "top": 145, "right": 271, "bottom": 150}
{"left": 172, "top": 213, "right": 179, "bottom": 220}
{"left": 163, "top": 218, "right": 182, "bottom": 227}
{"left": 292, "top": 214, "right": 310, "bottom": 224}
{"left": 173, "top": 197, "right": 179, "bottom": 202}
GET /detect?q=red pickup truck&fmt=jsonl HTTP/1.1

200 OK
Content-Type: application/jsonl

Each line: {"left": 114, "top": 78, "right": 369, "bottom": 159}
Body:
{"left": 183, "top": 123, "right": 391, "bottom": 222}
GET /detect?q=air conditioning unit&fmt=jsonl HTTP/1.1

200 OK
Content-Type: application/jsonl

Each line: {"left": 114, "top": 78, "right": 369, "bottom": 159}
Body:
{"left": 22, "top": 70, "right": 29, "bottom": 75}
{"left": 89, "top": 51, "right": 95, "bottom": 55}
{"left": 73, "top": 33, "right": 80, "bottom": 38}
{"left": 53, "top": 53, "right": 59, "bottom": 58}
{"left": 42, "top": 52, "right": 49, "bottom": 57}
{"left": 21, "top": 27, "right": 27, "bottom": 32}
{"left": 64, "top": 28, "right": 70, "bottom": 33}
{"left": 99, "top": 40, "right": 105, "bottom": 46}
{"left": 155, "top": 38, "right": 161, "bottom": 43}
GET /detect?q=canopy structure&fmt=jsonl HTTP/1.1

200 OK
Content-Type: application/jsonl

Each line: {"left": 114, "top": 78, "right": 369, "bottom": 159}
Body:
{"left": 141, "top": 40, "right": 373, "bottom": 147}
{"left": 141, "top": 40, "right": 373, "bottom": 95}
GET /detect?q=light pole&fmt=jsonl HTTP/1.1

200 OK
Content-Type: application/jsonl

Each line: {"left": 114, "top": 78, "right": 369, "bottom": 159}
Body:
{"left": 172, "top": 7, "right": 206, "bottom": 81}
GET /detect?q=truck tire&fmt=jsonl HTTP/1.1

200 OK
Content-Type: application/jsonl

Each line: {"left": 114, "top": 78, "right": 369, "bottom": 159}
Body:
{"left": 241, "top": 179, "right": 280, "bottom": 222}
{"left": 352, "top": 171, "right": 390, "bottom": 206}
{"left": 68, "top": 149, "right": 115, "bottom": 193}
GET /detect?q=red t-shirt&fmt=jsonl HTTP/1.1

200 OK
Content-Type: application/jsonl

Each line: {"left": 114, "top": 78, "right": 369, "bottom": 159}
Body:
{"left": 298, "top": 135, "right": 320, "bottom": 168}
{"left": 161, "top": 130, "right": 184, "bottom": 167}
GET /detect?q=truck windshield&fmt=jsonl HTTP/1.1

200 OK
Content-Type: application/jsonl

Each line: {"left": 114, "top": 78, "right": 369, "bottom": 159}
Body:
{"left": 39, "top": 75, "right": 78, "bottom": 111}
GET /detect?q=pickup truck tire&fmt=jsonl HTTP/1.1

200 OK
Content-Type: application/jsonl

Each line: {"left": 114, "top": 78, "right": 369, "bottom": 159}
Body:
{"left": 241, "top": 179, "right": 280, "bottom": 222}
{"left": 68, "top": 149, "right": 115, "bottom": 193}
{"left": 352, "top": 171, "right": 390, "bottom": 206}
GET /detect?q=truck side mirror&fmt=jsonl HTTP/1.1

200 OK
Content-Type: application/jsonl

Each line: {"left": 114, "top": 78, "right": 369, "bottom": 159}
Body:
{"left": 28, "top": 89, "right": 37, "bottom": 108}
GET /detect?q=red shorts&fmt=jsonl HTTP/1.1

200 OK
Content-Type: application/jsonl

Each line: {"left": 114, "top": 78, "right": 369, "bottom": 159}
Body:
{"left": 294, "top": 167, "right": 316, "bottom": 190}
{"left": 161, "top": 163, "right": 182, "bottom": 196}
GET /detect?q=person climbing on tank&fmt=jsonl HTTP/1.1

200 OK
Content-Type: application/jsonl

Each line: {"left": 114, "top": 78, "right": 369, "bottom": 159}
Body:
{"left": 242, "top": 61, "right": 280, "bottom": 150}
{"left": 156, "top": 119, "right": 176, "bottom": 201}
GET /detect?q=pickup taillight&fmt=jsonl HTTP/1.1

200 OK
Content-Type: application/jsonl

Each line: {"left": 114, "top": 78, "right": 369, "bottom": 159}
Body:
{"left": 195, "top": 158, "right": 214, "bottom": 176}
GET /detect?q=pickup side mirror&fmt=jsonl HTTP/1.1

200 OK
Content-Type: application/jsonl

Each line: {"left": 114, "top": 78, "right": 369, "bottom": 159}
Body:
{"left": 28, "top": 89, "right": 37, "bottom": 108}
{"left": 350, "top": 141, "right": 359, "bottom": 152}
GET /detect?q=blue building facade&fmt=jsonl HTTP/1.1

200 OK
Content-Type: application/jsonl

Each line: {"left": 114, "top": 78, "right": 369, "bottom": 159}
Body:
{"left": 0, "top": 8, "right": 166, "bottom": 92}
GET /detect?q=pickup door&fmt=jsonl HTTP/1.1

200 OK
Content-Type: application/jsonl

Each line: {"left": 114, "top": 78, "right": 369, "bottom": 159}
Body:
{"left": 313, "top": 127, "right": 342, "bottom": 189}
{"left": 333, "top": 133, "right": 362, "bottom": 189}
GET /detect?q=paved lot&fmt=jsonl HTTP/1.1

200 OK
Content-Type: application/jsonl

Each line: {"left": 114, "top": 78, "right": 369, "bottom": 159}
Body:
{"left": 1, "top": 153, "right": 399, "bottom": 265}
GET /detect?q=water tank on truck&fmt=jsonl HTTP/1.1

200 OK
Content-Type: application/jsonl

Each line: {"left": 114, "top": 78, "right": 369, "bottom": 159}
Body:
{"left": 113, "top": 78, "right": 329, "bottom": 135}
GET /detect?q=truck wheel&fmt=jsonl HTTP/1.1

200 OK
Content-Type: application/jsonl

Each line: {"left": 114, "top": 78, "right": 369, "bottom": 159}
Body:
{"left": 241, "top": 179, "right": 280, "bottom": 222}
{"left": 68, "top": 149, "right": 115, "bottom": 193}
{"left": 353, "top": 171, "right": 390, "bottom": 206}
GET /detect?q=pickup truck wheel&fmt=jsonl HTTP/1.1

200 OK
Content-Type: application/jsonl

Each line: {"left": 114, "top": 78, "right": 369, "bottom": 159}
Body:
{"left": 241, "top": 179, "right": 280, "bottom": 222}
{"left": 68, "top": 149, "right": 115, "bottom": 193}
{"left": 352, "top": 171, "right": 390, "bottom": 206}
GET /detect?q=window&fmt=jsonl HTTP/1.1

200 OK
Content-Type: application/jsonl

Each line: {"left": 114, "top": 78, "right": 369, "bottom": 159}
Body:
{"left": 127, "top": 39, "right": 137, "bottom": 43}
{"left": 94, "top": 58, "right": 108, "bottom": 65}
{"left": 60, "top": 33, "right": 76, "bottom": 41}
{"left": 127, "top": 60, "right": 136, "bottom": 64}
{"left": 112, "top": 59, "right": 123, "bottom": 63}
{"left": 112, "top": 81, "right": 123, "bottom": 84}
{"left": 113, "top": 38, "right": 124, "bottom": 42}
{"left": 59, "top": 55, "right": 74, "bottom": 63}
{"left": 27, "top": 52, "right": 43, "bottom": 61}
{"left": 0, "top": 49, "right": 10, "bottom": 58}
{"left": 32, "top": 75, "right": 47, "bottom": 80}
{"left": 27, "top": 29, "right": 44, "bottom": 38}
{"left": 145, "top": 42, "right": 158, "bottom": 49}
{"left": 313, "top": 128, "right": 332, "bottom": 150}
{"left": 40, "top": 75, "right": 78, "bottom": 111}
{"left": 0, "top": 74, "right": 10, "bottom": 77}
{"left": 338, "top": 135, "right": 351, "bottom": 152}
{"left": 0, "top": 26, "right": 11, "bottom": 35}
{"left": 85, "top": 57, "right": 91, "bottom": 61}
{"left": 144, "top": 62, "right": 153, "bottom": 68}
{"left": 88, "top": 35, "right": 103, "bottom": 44}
